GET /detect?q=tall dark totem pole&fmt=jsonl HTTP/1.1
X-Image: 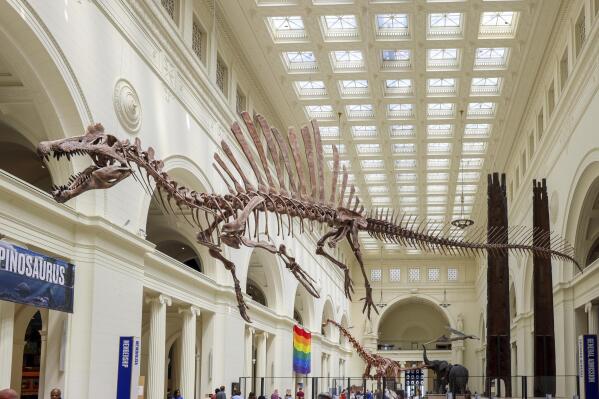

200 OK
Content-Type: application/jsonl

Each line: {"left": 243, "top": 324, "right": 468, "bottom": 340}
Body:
{"left": 532, "top": 179, "right": 556, "bottom": 396}
{"left": 486, "top": 173, "right": 511, "bottom": 397}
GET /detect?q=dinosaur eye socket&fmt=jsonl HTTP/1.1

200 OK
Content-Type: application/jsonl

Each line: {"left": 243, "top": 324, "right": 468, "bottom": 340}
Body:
{"left": 91, "top": 137, "right": 103, "bottom": 145}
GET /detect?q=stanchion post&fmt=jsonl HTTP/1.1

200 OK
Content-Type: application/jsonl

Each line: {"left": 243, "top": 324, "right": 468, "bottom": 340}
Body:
{"left": 261, "top": 377, "right": 265, "bottom": 396}
{"left": 522, "top": 375, "right": 527, "bottom": 399}
{"left": 348, "top": 378, "right": 351, "bottom": 397}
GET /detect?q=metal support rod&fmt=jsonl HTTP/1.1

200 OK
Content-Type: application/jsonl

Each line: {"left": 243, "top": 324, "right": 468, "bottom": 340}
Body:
{"left": 523, "top": 375, "right": 527, "bottom": 399}
{"left": 260, "top": 377, "right": 265, "bottom": 396}
{"left": 348, "top": 377, "right": 351, "bottom": 397}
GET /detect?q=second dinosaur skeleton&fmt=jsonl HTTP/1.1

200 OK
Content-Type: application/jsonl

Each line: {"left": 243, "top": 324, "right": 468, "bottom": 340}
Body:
{"left": 37, "top": 112, "right": 580, "bottom": 322}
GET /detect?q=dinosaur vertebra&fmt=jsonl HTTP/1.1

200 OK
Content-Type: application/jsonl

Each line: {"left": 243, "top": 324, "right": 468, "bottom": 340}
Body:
{"left": 37, "top": 112, "right": 580, "bottom": 322}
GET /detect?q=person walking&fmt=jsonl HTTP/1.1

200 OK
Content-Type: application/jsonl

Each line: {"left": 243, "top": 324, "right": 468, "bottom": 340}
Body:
{"left": 232, "top": 390, "right": 243, "bottom": 399}
{"left": 217, "top": 386, "right": 227, "bottom": 399}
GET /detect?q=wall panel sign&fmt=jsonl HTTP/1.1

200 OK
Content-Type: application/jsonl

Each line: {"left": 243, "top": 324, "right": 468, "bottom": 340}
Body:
{"left": 117, "top": 336, "right": 141, "bottom": 399}
{"left": 578, "top": 334, "right": 599, "bottom": 399}
{"left": 0, "top": 241, "right": 74, "bottom": 312}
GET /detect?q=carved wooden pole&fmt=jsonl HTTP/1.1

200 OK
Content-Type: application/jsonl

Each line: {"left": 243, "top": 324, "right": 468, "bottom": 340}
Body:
{"left": 533, "top": 179, "right": 556, "bottom": 396}
{"left": 485, "top": 173, "right": 512, "bottom": 397}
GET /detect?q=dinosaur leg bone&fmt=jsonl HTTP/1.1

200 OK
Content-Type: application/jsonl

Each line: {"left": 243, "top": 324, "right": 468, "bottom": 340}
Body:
{"left": 316, "top": 227, "right": 354, "bottom": 299}
{"left": 207, "top": 246, "right": 251, "bottom": 323}
{"left": 346, "top": 223, "right": 379, "bottom": 319}
{"left": 237, "top": 236, "right": 320, "bottom": 299}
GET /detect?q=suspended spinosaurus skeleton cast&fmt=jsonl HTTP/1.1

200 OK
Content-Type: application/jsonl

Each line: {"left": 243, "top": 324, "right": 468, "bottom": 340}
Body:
{"left": 37, "top": 112, "right": 580, "bottom": 322}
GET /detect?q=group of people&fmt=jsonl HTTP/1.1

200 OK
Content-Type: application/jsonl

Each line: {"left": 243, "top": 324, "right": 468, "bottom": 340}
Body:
{"left": 209, "top": 386, "right": 306, "bottom": 399}
{"left": 0, "top": 388, "right": 62, "bottom": 399}
{"left": 337, "top": 388, "right": 401, "bottom": 399}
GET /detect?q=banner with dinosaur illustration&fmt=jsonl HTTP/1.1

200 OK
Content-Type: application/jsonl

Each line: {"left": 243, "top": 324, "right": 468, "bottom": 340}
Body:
{"left": 0, "top": 241, "right": 75, "bottom": 313}
{"left": 293, "top": 325, "right": 311, "bottom": 374}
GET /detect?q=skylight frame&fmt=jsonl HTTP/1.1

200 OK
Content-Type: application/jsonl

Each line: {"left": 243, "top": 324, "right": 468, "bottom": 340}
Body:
{"left": 380, "top": 49, "right": 412, "bottom": 71}
{"left": 427, "top": 48, "right": 461, "bottom": 71}
{"left": 384, "top": 79, "right": 414, "bottom": 97}
{"left": 352, "top": 125, "right": 378, "bottom": 138}
{"left": 305, "top": 104, "right": 336, "bottom": 120}
{"left": 338, "top": 79, "right": 370, "bottom": 98}
{"left": 346, "top": 103, "right": 375, "bottom": 120}
{"left": 282, "top": 51, "right": 318, "bottom": 73}
{"left": 393, "top": 142, "right": 416, "bottom": 155}
{"left": 320, "top": 15, "right": 360, "bottom": 41}
{"left": 375, "top": 14, "right": 411, "bottom": 40}
{"left": 390, "top": 124, "right": 416, "bottom": 138}
{"left": 387, "top": 103, "right": 415, "bottom": 119}
{"left": 427, "top": 78, "right": 458, "bottom": 96}
{"left": 294, "top": 80, "right": 328, "bottom": 99}
{"left": 361, "top": 159, "right": 385, "bottom": 169}
{"left": 427, "top": 12, "right": 464, "bottom": 40}
{"left": 474, "top": 47, "right": 510, "bottom": 70}
{"left": 464, "top": 123, "right": 492, "bottom": 138}
{"left": 462, "top": 141, "right": 488, "bottom": 154}
{"left": 427, "top": 102, "right": 456, "bottom": 119}
{"left": 479, "top": 11, "right": 519, "bottom": 39}
{"left": 427, "top": 124, "right": 454, "bottom": 138}
{"left": 330, "top": 50, "right": 366, "bottom": 72}
{"left": 356, "top": 143, "right": 382, "bottom": 154}
{"left": 267, "top": 16, "right": 308, "bottom": 42}
{"left": 470, "top": 77, "right": 503, "bottom": 96}
{"left": 467, "top": 102, "right": 497, "bottom": 118}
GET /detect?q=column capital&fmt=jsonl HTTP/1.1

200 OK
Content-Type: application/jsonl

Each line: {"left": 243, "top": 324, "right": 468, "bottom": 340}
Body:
{"left": 179, "top": 305, "right": 201, "bottom": 317}
{"left": 38, "top": 329, "right": 48, "bottom": 341}
{"left": 248, "top": 326, "right": 256, "bottom": 335}
{"left": 258, "top": 331, "right": 269, "bottom": 340}
{"left": 146, "top": 294, "right": 172, "bottom": 306}
{"left": 586, "top": 302, "right": 593, "bottom": 313}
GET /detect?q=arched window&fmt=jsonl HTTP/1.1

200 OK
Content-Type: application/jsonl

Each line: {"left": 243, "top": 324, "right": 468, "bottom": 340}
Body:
{"left": 0, "top": 121, "right": 53, "bottom": 193}
{"left": 247, "top": 278, "right": 268, "bottom": 307}
{"left": 154, "top": 240, "right": 203, "bottom": 273}
{"left": 21, "top": 311, "right": 42, "bottom": 397}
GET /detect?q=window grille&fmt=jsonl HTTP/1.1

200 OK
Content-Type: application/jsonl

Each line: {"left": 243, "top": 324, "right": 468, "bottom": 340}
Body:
{"left": 236, "top": 87, "right": 247, "bottom": 114}
{"left": 161, "top": 0, "right": 177, "bottom": 22}
{"left": 216, "top": 57, "right": 228, "bottom": 95}
{"left": 408, "top": 268, "right": 420, "bottom": 282}
{"left": 389, "top": 268, "right": 401, "bottom": 282}
{"left": 192, "top": 17, "right": 205, "bottom": 63}
{"left": 371, "top": 269, "right": 382, "bottom": 282}
{"left": 428, "top": 268, "right": 440, "bottom": 282}
{"left": 448, "top": 268, "right": 458, "bottom": 281}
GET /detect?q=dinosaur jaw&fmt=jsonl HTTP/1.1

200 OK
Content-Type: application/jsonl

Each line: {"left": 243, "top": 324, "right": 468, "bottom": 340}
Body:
{"left": 37, "top": 138, "right": 132, "bottom": 203}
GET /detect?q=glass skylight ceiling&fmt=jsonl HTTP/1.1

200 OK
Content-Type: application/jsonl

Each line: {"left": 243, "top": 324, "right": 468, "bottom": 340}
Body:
{"left": 255, "top": 0, "right": 528, "bottom": 251}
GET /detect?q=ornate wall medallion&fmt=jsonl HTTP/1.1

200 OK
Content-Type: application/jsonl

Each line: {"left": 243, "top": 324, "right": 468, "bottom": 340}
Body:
{"left": 113, "top": 79, "right": 141, "bottom": 133}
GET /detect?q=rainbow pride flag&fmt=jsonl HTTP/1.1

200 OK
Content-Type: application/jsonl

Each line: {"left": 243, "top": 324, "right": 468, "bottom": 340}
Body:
{"left": 293, "top": 325, "right": 311, "bottom": 374}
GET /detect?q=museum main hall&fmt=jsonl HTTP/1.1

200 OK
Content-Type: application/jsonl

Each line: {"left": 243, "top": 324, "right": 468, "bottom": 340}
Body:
{"left": 0, "top": 0, "right": 598, "bottom": 398}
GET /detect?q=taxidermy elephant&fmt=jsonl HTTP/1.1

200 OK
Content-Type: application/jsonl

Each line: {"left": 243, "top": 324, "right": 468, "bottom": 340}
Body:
{"left": 422, "top": 345, "right": 450, "bottom": 393}
{"left": 447, "top": 364, "right": 469, "bottom": 394}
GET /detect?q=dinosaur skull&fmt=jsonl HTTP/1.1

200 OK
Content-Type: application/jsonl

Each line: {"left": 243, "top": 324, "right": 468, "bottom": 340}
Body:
{"left": 37, "top": 123, "right": 132, "bottom": 203}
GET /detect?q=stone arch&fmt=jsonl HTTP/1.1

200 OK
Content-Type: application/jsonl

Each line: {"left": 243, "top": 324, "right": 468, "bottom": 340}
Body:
{"left": 0, "top": 2, "right": 92, "bottom": 209}
{"left": 376, "top": 296, "right": 452, "bottom": 350}
{"left": 293, "top": 283, "right": 315, "bottom": 330}
{"left": 144, "top": 162, "right": 215, "bottom": 277}
{"left": 320, "top": 298, "right": 335, "bottom": 339}
{"left": 562, "top": 154, "right": 599, "bottom": 278}
{"left": 245, "top": 248, "right": 284, "bottom": 314}
{"left": 375, "top": 294, "right": 456, "bottom": 332}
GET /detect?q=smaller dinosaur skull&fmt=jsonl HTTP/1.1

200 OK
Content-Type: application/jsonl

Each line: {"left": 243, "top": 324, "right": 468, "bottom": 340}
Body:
{"left": 37, "top": 123, "right": 132, "bottom": 203}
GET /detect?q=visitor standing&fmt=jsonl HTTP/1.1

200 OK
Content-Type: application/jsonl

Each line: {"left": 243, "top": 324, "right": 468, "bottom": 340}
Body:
{"left": 296, "top": 387, "right": 305, "bottom": 399}
{"left": 271, "top": 388, "right": 281, "bottom": 399}
{"left": 340, "top": 389, "right": 347, "bottom": 399}
{"left": 232, "top": 391, "right": 243, "bottom": 399}
{"left": 174, "top": 389, "right": 184, "bottom": 399}
{"left": 50, "top": 388, "right": 62, "bottom": 399}
{"left": 217, "top": 386, "right": 227, "bottom": 399}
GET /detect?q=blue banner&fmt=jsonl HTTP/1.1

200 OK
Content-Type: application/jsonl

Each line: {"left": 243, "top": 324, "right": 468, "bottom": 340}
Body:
{"left": 579, "top": 334, "right": 599, "bottom": 399}
{"left": 117, "top": 336, "right": 141, "bottom": 399}
{"left": 0, "top": 241, "right": 74, "bottom": 313}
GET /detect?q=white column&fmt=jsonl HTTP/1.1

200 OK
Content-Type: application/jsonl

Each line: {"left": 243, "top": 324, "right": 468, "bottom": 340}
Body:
{"left": 256, "top": 332, "right": 268, "bottom": 379}
{"left": 245, "top": 327, "right": 255, "bottom": 377}
{"left": 146, "top": 294, "right": 172, "bottom": 399}
{"left": 38, "top": 329, "right": 48, "bottom": 399}
{"left": 0, "top": 300, "right": 15, "bottom": 388}
{"left": 179, "top": 306, "right": 200, "bottom": 399}
{"left": 586, "top": 302, "right": 599, "bottom": 335}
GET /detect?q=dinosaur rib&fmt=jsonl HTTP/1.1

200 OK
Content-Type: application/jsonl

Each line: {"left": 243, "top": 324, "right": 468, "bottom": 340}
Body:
{"left": 241, "top": 112, "right": 276, "bottom": 192}
{"left": 230, "top": 121, "right": 266, "bottom": 192}
{"left": 300, "top": 125, "right": 318, "bottom": 200}
{"left": 288, "top": 127, "right": 307, "bottom": 199}
{"left": 256, "top": 115, "right": 287, "bottom": 194}
{"left": 311, "top": 120, "right": 326, "bottom": 203}
{"left": 329, "top": 145, "right": 340, "bottom": 205}
{"left": 271, "top": 127, "right": 299, "bottom": 196}
{"left": 221, "top": 141, "right": 255, "bottom": 192}
{"left": 338, "top": 166, "right": 348, "bottom": 208}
